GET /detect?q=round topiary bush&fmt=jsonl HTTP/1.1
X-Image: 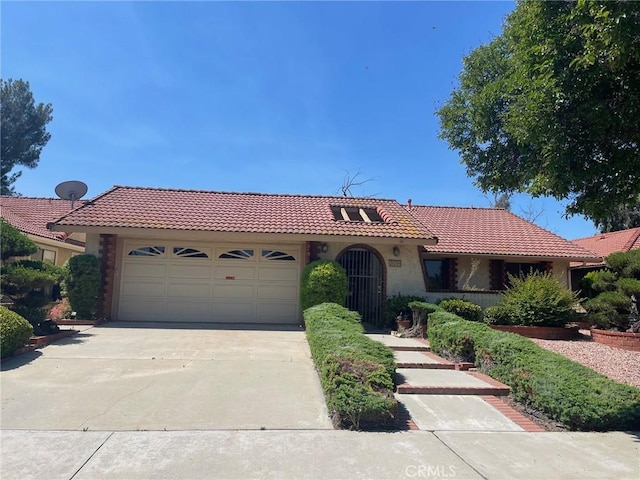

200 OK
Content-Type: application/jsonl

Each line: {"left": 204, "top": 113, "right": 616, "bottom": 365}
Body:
{"left": 438, "top": 298, "right": 483, "bottom": 322}
{"left": 300, "top": 260, "right": 348, "bottom": 311}
{"left": 1, "top": 306, "right": 33, "bottom": 358}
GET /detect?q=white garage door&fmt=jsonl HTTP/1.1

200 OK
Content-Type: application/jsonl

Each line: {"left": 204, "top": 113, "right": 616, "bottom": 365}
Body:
{"left": 118, "top": 241, "right": 302, "bottom": 323}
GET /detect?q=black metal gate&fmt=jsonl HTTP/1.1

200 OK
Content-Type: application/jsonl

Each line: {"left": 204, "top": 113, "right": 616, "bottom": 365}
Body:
{"left": 337, "top": 247, "right": 384, "bottom": 327}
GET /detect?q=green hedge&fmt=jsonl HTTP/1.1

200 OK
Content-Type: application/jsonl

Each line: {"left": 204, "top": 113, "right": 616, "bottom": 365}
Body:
{"left": 438, "top": 298, "right": 482, "bottom": 322}
{"left": 428, "top": 311, "right": 640, "bottom": 431}
{"left": 300, "top": 260, "right": 348, "bottom": 311}
{"left": 304, "top": 302, "right": 397, "bottom": 430}
{"left": 1, "top": 306, "right": 33, "bottom": 358}
{"left": 64, "top": 255, "right": 102, "bottom": 319}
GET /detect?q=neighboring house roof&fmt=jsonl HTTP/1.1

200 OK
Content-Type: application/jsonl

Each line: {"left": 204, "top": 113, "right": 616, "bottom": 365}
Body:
{"left": 49, "top": 186, "right": 438, "bottom": 241}
{"left": 0, "top": 196, "right": 85, "bottom": 243}
{"left": 408, "top": 205, "right": 600, "bottom": 261}
{"left": 570, "top": 227, "right": 640, "bottom": 268}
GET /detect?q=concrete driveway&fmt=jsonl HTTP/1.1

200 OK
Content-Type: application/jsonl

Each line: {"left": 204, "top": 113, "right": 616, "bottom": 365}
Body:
{"left": 1, "top": 323, "right": 332, "bottom": 431}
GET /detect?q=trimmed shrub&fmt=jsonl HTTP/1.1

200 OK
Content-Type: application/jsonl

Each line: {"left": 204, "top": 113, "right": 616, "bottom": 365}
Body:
{"left": 0, "top": 306, "right": 33, "bottom": 358}
{"left": 407, "top": 301, "right": 442, "bottom": 317}
{"left": 64, "top": 255, "right": 102, "bottom": 319}
{"left": 616, "top": 278, "right": 640, "bottom": 298}
{"left": 583, "top": 250, "right": 640, "bottom": 331}
{"left": 428, "top": 311, "right": 640, "bottom": 431}
{"left": 438, "top": 298, "right": 483, "bottom": 322}
{"left": 580, "top": 270, "right": 617, "bottom": 297}
{"left": 483, "top": 305, "right": 512, "bottom": 325}
{"left": 584, "top": 291, "right": 632, "bottom": 330}
{"left": 304, "top": 303, "right": 396, "bottom": 429}
{"left": 498, "top": 271, "right": 579, "bottom": 327}
{"left": 0, "top": 218, "right": 38, "bottom": 260}
{"left": 606, "top": 249, "right": 640, "bottom": 279}
{"left": 1, "top": 260, "right": 65, "bottom": 295}
{"left": 300, "top": 260, "right": 348, "bottom": 311}
{"left": 385, "top": 294, "right": 427, "bottom": 327}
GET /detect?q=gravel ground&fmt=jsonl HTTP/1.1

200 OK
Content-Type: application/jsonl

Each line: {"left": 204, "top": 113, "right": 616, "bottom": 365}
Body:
{"left": 532, "top": 331, "right": 640, "bottom": 388}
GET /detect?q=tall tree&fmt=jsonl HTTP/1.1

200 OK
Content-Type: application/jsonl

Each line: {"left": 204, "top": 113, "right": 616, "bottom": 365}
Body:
{"left": 0, "top": 79, "right": 53, "bottom": 195}
{"left": 596, "top": 200, "right": 640, "bottom": 233}
{"left": 437, "top": 1, "right": 640, "bottom": 224}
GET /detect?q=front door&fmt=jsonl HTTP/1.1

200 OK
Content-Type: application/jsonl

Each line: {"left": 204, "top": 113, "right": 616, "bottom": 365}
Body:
{"left": 337, "top": 246, "right": 385, "bottom": 327}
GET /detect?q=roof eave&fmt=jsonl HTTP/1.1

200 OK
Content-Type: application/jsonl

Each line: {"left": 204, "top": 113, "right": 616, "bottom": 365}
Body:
{"left": 48, "top": 223, "right": 437, "bottom": 245}
{"left": 420, "top": 248, "right": 602, "bottom": 263}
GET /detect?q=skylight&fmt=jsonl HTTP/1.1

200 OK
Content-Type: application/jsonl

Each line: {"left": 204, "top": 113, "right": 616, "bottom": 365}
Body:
{"left": 330, "top": 206, "right": 385, "bottom": 223}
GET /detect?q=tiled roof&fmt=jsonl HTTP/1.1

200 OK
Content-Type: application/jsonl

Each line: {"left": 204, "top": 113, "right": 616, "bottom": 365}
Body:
{"left": 408, "top": 205, "right": 600, "bottom": 260}
{"left": 571, "top": 227, "right": 640, "bottom": 267}
{"left": 50, "top": 186, "right": 437, "bottom": 241}
{"left": 0, "top": 196, "right": 84, "bottom": 242}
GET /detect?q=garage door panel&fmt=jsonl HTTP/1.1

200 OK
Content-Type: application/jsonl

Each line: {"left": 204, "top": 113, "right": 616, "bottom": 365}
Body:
{"left": 257, "top": 303, "right": 299, "bottom": 323}
{"left": 168, "top": 263, "right": 211, "bottom": 279}
{"left": 165, "top": 301, "right": 212, "bottom": 320}
{"left": 258, "top": 266, "right": 299, "bottom": 282}
{"left": 122, "top": 280, "right": 165, "bottom": 297}
{"left": 212, "top": 302, "right": 255, "bottom": 321}
{"left": 123, "top": 262, "right": 166, "bottom": 278}
{"left": 214, "top": 266, "right": 256, "bottom": 280}
{"left": 214, "top": 284, "right": 255, "bottom": 299}
{"left": 257, "top": 284, "right": 297, "bottom": 300}
{"left": 167, "top": 282, "right": 211, "bottom": 298}
{"left": 119, "top": 300, "right": 166, "bottom": 321}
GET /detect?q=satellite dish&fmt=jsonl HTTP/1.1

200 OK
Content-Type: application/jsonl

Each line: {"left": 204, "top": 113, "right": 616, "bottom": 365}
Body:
{"left": 55, "top": 180, "right": 88, "bottom": 209}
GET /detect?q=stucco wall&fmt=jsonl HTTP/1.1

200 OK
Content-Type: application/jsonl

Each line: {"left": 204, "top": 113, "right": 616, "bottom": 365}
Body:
{"left": 84, "top": 233, "right": 102, "bottom": 257}
{"left": 316, "top": 241, "right": 426, "bottom": 297}
{"left": 318, "top": 242, "right": 573, "bottom": 310}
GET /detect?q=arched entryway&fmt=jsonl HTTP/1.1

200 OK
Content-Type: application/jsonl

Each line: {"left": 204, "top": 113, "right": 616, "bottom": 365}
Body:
{"left": 336, "top": 245, "right": 385, "bottom": 327}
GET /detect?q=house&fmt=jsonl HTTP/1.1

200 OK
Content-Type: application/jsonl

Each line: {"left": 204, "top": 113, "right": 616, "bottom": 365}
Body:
{"left": 570, "top": 227, "right": 640, "bottom": 290}
{"left": 0, "top": 196, "right": 86, "bottom": 266}
{"left": 47, "top": 185, "right": 599, "bottom": 326}
{"left": 405, "top": 205, "right": 600, "bottom": 308}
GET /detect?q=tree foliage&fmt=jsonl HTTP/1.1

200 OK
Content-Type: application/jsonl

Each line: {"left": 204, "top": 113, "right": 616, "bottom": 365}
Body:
{"left": 437, "top": 1, "right": 640, "bottom": 223}
{"left": 596, "top": 200, "right": 640, "bottom": 233}
{"left": 64, "top": 254, "right": 102, "bottom": 319}
{"left": 1, "top": 218, "right": 38, "bottom": 260}
{"left": 0, "top": 78, "right": 53, "bottom": 195}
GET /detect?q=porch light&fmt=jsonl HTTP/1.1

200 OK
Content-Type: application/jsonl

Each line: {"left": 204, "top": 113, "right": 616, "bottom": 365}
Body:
{"left": 393, "top": 246, "right": 400, "bottom": 257}
{"left": 321, "top": 243, "right": 329, "bottom": 253}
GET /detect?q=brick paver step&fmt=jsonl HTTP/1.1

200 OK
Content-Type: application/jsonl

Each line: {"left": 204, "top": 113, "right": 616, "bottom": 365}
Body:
{"left": 394, "top": 350, "right": 455, "bottom": 369}
{"left": 396, "top": 369, "right": 510, "bottom": 396}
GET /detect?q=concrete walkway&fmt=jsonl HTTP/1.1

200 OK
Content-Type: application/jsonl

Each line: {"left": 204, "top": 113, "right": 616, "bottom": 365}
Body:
{"left": 1, "top": 329, "right": 639, "bottom": 479}
{"left": 2, "top": 429, "right": 638, "bottom": 480}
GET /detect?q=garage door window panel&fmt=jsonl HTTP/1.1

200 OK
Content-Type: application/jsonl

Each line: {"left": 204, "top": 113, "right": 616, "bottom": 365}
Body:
{"left": 262, "top": 249, "right": 296, "bottom": 261}
{"left": 218, "top": 249, "right": 254, "bottom": 260}
{"left": 173, "top": 247, "right": 209, "bottom": 258}
{"left": 128, "top": 246, "right": 166, "bottom": 257}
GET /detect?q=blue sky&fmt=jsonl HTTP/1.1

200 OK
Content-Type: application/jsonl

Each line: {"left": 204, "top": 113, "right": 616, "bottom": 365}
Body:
{"left": 2, "top": 1, "right": 598, "bottom": 240}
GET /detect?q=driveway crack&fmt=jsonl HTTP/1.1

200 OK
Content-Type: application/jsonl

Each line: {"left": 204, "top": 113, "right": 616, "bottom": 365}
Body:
{"left": 76, "top": 382, "right": 153, "bottom": 430}
{"left": 69, "top": 431, "right": 114, "bottom": 480}
{"left": 433, "top": 431, "right": 488, "bottom": 480}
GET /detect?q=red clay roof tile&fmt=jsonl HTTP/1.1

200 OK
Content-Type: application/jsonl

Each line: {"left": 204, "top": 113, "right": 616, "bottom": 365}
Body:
{"left": 571, "top": 227, "right": 640, "bottom": 267}
{"left": 1, "top": 196, "right": 84, "bottom": 242}
{"left": 409, "top": 205, "right": 599, "bottom": 260}
{"left": 50, "top": 186, "right": 437, "bottom": 241}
